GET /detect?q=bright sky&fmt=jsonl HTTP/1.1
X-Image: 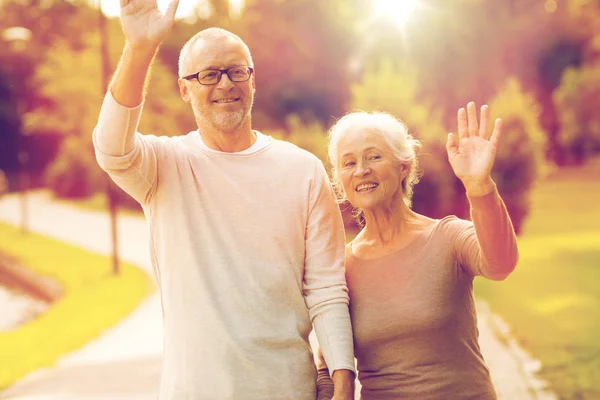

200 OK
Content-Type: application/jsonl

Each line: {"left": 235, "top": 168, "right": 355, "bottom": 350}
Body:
{"left": 100, "top": 0, "right": 244, "bottom": 18}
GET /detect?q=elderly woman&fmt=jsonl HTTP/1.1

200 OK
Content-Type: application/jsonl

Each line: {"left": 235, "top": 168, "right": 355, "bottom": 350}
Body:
{"left": 317, "top": 102, "right": 519, "bottom": 400}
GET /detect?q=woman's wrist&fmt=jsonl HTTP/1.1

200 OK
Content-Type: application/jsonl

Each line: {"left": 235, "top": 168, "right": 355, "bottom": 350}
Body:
{"left": 463, "top": 177, "right": 496, "bottom": 197}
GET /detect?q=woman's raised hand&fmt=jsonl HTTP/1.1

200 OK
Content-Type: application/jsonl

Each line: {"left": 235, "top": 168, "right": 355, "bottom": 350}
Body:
{"left": 446, "top": 102, "right": 502, "bottom": 196}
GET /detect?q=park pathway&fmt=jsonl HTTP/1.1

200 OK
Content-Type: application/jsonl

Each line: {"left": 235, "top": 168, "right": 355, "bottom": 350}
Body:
{"left": 0, "top": 190, "right": 556, "bottom": 399}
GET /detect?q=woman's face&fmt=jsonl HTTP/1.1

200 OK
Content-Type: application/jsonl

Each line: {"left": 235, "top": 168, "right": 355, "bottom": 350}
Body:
{"left": 336, "top": 128, "right": 407, "bottom": 211}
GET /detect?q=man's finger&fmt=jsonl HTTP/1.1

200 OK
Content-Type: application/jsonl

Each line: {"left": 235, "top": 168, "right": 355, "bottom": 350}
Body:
{"left": 165, "top": 0, "right": 180, "bottom": 20}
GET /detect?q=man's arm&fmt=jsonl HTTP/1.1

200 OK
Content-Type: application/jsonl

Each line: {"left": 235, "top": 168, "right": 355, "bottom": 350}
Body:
{"left": 97, "top": 0, "right": 180, "bottom": 156}
{"left": 303, "top": 159, "right": 355, "bottom": 399}
{"left": 331, "top": 370, "right": 355, "bottom": 400}
{"left": 95, "top": 0, "right": 180, "bottom": 153}
{"left": 316, "top": 346, "right": 355, "bottom": 400}
{"left": 111, "top": 0, "right": 180, "bottom": 107}
{"left": 93, "top": 0, "right": 180, "bottom": 204}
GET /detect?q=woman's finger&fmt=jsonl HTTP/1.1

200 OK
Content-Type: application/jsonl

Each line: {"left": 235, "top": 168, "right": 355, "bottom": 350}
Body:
{"left": 467, "top": 102, "right": 478, "bottom": 137}
{"left": 490, "top": 118, "right": 503, "bottom": 147}
{"left": 479, "top": 105, "right": 490, "bottom": 139}
{"left": 457, "top": 108, "right": 468, "bottom": 141}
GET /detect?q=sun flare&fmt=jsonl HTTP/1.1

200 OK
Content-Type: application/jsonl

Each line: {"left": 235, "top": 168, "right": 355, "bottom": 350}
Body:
{"left": 373, "top": 0, "right": 419, "bottom": 27}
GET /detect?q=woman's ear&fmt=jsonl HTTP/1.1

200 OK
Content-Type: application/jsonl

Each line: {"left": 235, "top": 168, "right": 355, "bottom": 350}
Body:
{"left": 399, "top": 163, "right": 409, "bottom": 178}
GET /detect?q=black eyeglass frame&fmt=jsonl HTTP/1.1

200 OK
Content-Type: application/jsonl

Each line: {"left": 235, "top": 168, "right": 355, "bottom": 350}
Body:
{"left": 181, "top": 66, "right": 255, "bottom": 85}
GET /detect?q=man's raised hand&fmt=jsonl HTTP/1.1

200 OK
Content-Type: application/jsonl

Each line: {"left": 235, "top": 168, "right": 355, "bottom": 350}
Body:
{"left": 119, "top": 0, "right": 180, "bottom": 49}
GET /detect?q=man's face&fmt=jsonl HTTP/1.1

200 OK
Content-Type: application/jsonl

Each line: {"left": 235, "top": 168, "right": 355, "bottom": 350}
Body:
{"left": 179, "top": 36, "right": 255, "bottom": 133}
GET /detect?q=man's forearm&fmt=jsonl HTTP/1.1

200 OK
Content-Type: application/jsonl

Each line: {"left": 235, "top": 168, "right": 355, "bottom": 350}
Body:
{"left": 110, "top": 43, "right": 158, "bottom": 107}
{"left": 332, "top": 369, "right": 355, "bottom": 399}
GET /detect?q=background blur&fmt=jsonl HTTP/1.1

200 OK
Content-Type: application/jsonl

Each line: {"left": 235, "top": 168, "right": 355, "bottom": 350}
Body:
{"left": 0, "top": 0, "right": 599, "bottom": 399}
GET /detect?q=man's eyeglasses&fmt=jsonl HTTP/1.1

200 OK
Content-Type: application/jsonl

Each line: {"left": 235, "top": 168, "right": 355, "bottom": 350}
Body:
{"left": 182, "top": 66, "right": 254, "bottom": 85}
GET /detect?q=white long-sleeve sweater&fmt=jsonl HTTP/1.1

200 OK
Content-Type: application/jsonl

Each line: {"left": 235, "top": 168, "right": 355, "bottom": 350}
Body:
{"left": 93, "top": 92, "right": 355, "bottom": 400}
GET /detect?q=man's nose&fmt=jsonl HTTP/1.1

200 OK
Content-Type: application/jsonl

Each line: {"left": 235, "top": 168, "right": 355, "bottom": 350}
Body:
{"left": 216, "top": 72, "right": 236, "bottom": 89}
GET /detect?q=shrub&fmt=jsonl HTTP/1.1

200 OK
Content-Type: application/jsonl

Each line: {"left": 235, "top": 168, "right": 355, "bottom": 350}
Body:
{"left": 553, "top": 64, "right": 600, "bottom": 164}
{"left": 487, "top": 78, "right": 548, "bottom": 233}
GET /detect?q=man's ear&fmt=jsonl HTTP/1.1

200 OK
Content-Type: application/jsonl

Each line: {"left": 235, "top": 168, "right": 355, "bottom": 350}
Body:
{"left": 178, "top": 79, "right": 191, "bottom": 103}
{"left": 251, "top": 73, "right": 256, "bottom": 94}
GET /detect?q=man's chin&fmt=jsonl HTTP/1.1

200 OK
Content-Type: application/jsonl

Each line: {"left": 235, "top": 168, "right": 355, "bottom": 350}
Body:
{"left": 213, "top": 111, "right": 248, "bottom": 131}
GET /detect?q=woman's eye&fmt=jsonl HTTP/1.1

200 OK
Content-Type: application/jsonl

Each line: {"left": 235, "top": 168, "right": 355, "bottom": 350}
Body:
{"left": 343, "top": 161, "right": 355, "bottom": 168}
{"left": 369, "top": 155, "right": 381, "bottom": 160}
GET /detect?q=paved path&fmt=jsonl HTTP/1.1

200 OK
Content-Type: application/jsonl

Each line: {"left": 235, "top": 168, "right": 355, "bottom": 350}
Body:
{"left": 0, "top": 190, "right": 556, "bottom": 399}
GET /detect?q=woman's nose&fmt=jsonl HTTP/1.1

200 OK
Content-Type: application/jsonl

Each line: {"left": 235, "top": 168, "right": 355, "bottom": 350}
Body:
{"left": 354, "top": 163, "right": 371, "bottom": 177}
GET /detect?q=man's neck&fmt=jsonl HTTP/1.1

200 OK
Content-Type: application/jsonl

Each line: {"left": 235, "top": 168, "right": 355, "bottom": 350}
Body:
{"left": 199, "top": 123, "right": 257, "bottom": 153}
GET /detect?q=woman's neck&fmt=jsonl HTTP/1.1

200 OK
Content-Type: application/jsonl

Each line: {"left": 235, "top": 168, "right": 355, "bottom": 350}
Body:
{"left": 361, "top": 198, "right": 417, "bottom": 246}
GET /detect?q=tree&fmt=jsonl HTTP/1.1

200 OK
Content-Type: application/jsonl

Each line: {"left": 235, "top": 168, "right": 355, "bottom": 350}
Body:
{"left": 239, "top": 0, "right": 360, "bottom": 127}
{"left": 266, "top": 115, "right": 329, "bottom": 166}
{"left": 553, "top": 64, "right": 600, "bottom": 164}
{"left": 487, "top": 78, "right": 548, "bottom": 234}
{"left": 350, "top": 57, "right": 455, "bottom": 218}
{"left": 0, "top": 66, "right": 20, "bottom": 184}
{"left": 26, "top": 30, "right": 191, "bottom": 200}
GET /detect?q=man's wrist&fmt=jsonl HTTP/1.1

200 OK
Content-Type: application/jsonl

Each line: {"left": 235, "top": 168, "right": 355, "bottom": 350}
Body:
{"left": 124, "top": 41, "right": 159, "bottom": 62}
{"left": 332, "top": 369, "right": 355, "bottom": 397}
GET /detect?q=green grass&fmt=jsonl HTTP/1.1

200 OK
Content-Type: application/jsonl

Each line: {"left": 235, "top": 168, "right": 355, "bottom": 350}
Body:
{"left": 0, "top": 222, "right": 153, "bottom": 389}
{"left": 475, "top": 159, "right": 600, "bottom": 400}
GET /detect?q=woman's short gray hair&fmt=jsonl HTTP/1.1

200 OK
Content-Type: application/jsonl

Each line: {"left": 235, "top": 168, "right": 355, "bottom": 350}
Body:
{"left": 327, "top": 111, "right": 422, "bottom": 209}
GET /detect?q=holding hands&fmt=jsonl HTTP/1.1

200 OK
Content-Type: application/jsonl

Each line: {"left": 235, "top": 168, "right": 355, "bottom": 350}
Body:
{"left": 119, "top": 0, "right": 180, "bottom": 49}
{"left": 446, "top": 102, "right": 502, "bottom": 197}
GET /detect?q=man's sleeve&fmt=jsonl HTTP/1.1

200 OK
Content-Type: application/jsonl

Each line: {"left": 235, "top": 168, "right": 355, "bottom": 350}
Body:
{"left": 92, "top": 91, "right": 159, "bottom": 205}
{"left": 303, "top": 158, "right": 355, "bottom": 376}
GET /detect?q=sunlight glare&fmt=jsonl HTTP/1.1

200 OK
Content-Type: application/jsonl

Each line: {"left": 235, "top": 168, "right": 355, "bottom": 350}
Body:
{"left": 373, "top": 0, "right": 419, "bottom": 28}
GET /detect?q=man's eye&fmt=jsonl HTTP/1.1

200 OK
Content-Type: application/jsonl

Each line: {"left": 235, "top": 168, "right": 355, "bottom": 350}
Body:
{"left": 230, "top": 68, "right": 246, "bottom": 77}
{"left": 200, "top": 71, "right": 219, "bottom": 79}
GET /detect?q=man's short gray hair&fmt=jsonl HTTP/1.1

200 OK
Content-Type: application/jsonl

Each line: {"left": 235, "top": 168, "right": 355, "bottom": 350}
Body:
{"left": 178, "top": 27, "right": 253, "bottom": 78}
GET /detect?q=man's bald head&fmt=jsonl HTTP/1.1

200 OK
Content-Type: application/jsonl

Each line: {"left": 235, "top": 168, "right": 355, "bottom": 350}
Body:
{"left": 178, "top": 27, "right": 253, "bottom": 78}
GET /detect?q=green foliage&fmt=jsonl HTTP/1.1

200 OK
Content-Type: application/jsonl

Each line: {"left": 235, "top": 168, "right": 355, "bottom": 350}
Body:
{"left": 487, "top": 78, "right": 549, "bottom": 233}
{"left": 0, "top": 66, "right": 20, "bottom": 175}
{"left": 140, "top": 60, "right": 196, "bottom": 135}
{"left": 0, "top": 222, "right": 152, "bottom": 390}
{"left": 489, "top": 79, "right": 548, "bottom": 168}
{"left": 350, "top": 58, "right": 455, "bottom": 217}
{"left": 240, "top": 0, "right": 358, "bottom": 125}
{"left": 350, "top": 58, "right": 445, "bottom": 142}
{"left": 266, "top": 115, "right": 329, "bottom": 167}
{"left": 43, "top": 136, "right": 103, "bottom": 198}
{"left": 553, "top": 64, "right": 600, "bottom": 164}
{"left": 23, "top": 36, "right": 103, "bottom": 138}
{"left": 475, "top": 159, "right": 600, "bottom": 400}
{"left": 24, "top": 33, "right": 104, "bottom": 198}
{"left": 25, "top": 27, "right": 192, "bottom": 200}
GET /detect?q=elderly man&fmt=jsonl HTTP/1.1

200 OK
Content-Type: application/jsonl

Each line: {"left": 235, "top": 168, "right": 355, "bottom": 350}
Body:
{"left": 92, "top": 0, "right": 355, "bottom": 399}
